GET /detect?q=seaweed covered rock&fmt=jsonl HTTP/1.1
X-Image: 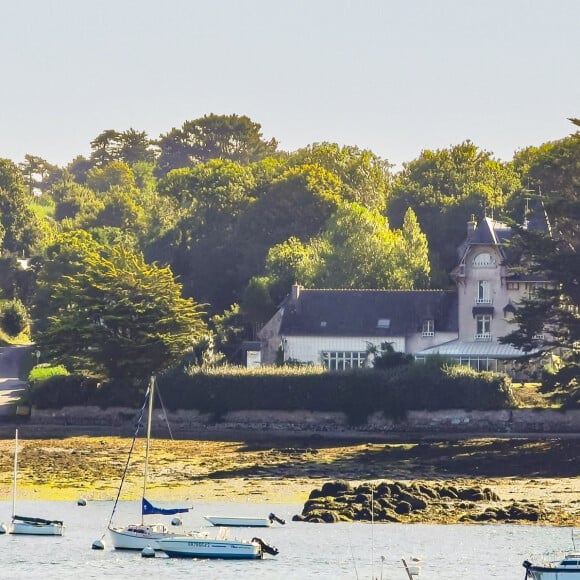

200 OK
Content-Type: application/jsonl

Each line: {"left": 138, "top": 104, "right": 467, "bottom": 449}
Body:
{"left": 296, "top": 479, "right": 534, "bottom": 524}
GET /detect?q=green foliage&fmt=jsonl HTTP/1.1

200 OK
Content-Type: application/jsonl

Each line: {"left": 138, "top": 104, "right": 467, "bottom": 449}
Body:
{"left": 0, "top": 158, "right": 44, "bottom": 253}
{"left": 36, "top": 244, "right": 207, "bottom": 384}
{"left": 28, "top": 364, "right": 69, "bottom": 383}
{"left": 370, "top": 342, "right": 414, "bottom": 370}
{"left": 153, "top": 363, "right": 516, "bottom": 423}
{"left": 288, "top": 142, "right": 392, "bottom": 212}
{"left": 86, "top": 161, "right": 136, "bottom": 193}
{"left": 0, "top": 299, "right": 29, "bottom": 337}
{"left": 500, "top": 122, "right": 579, "bottom": 401}
{"left": 387, "top": 142, "right": 521, "bottom": 282}
{"left": 155, "top": 113, "right": 278, "bottom": 177}
{"left": 309, "top": 202, "right": 430, "bottom": 289}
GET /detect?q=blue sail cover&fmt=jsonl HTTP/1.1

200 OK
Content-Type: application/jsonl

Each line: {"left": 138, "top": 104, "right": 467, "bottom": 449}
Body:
{"left": 142, "top": 498, "right": 190, "bottom": 516}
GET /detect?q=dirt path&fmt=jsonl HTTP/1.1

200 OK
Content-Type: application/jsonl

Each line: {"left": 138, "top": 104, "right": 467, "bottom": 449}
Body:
{"left": 0, "top": 345, "right": 31, "bottom": 414}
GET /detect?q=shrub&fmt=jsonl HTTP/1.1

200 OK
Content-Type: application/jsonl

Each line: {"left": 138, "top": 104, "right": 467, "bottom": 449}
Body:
{"left": 28, "top": 364, "right": 69, "bottom": 383}
{"left": 0, "top": 299, "right": 29, "bottom": 337}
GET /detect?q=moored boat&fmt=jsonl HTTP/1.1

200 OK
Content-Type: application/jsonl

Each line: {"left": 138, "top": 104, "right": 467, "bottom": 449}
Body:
{"left": 204, "top": 513, "right": 286, "bottom": 528}
{"left": 107, "top": 377, "right": 193, "bottom": 550}
{"left": 524, "top": 552, "right": 580, "bottom": 579}
{"left": 6, "top": 430, "right": 64, "bottom": 536}
{"left": 156, "top": 529, "right": 278, "bottom": 559}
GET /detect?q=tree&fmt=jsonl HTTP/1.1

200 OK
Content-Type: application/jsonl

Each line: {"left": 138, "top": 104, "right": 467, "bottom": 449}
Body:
{"left": 500, "top": 122, "right": 579, "bottom": 398}
{"left": 400, "top": 207, "right": 431, "bottom": 289}
{"left": 155, "top": 114, "right": 278, "bottom": 177}
{"left": 86, "top": 161, "right": 136, "bottom": 193}
{"left": 36, "top": 245, "right": 207, "bottom": 384}
{"left": 387, "top": 141, "right": 521, "bottom": 284}
{"left": 313, "top": 202, "right": 428, "bottom": 289}
{"left": 288, "top": 142, "right": 392, "bottom": 212}
{"left": 0, "top": 158, "right": 44, "bottom": 253}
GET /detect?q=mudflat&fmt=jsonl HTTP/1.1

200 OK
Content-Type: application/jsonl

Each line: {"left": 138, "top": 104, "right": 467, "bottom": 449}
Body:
{"left": 0, "top": 434, "right": 577, "bottom": 525}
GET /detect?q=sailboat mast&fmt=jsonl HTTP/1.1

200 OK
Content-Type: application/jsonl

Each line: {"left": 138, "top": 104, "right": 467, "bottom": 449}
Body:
{"left": 12, "top": 429, "right": 18, "bottom": 520}
{"left": 141, "top": 376, "right": 154, "bottom": 525}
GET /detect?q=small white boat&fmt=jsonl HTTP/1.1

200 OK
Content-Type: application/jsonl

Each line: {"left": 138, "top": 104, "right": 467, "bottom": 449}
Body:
{"left": 7, "top": 430, "right": 64, "bottom": 536}
{"left": 204, "top": 513, "right": 286, "bottom": 528}
{"left": 156, "top": 529, "right": 278, "bottom": 559}
{"left": 524, "top": 553, "right": 580, "bottom": 579}
{"left": 524, "top": 530, "right": 580, "bottom": 579}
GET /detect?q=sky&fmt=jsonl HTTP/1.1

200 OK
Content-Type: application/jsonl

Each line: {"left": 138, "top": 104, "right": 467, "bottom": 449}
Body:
{"left": 1, "top": 0, "right": 579, "bottom": 170}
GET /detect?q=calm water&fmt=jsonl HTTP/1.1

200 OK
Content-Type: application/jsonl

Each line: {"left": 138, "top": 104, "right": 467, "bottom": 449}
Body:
{"left": 0, "top": 500, "right": 573, "bottom": 579}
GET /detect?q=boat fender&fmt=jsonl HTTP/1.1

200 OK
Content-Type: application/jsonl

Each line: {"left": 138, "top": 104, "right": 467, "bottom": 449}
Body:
{"left": 268, "top": 513, "right": 286, "bottom": 525}
{"left": 252, "top": 537, "right": 279, "bottom": 556}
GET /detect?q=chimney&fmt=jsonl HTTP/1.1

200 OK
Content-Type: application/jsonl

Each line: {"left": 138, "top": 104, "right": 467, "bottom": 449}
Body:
{"left": 291, "top": 283, "right": 301, "bottom": 301}
{"left": 467, "top": 215, "right": 477, "bottom": 239}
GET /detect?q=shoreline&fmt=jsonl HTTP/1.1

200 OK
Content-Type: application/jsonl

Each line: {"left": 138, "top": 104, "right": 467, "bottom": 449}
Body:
{"left": 0, "top": 433, "right": 577, "bottom": 525}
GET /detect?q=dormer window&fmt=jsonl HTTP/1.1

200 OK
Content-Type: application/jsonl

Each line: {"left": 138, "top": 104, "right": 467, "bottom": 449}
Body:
{"left": 377, "top": 318, "right": 390, "bottom": 330}
{"left": 422, "top": 319, "right": 434, "bottom": 337}
{"left": 320, "top": 321, "right": 327, "bottom": 328}
{"left": 472, "top": 252, "right": 496, "bottom": 268}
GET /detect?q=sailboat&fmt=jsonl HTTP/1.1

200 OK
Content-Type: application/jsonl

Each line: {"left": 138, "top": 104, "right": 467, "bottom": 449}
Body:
{"left": 9, "top": 429, "right": 64, "bottom": 536}
{"left": 108, "top": 376, "right": 194, "bottom": 550}
{"left": 108, "top": 376, "right": 278, "bottom": 558}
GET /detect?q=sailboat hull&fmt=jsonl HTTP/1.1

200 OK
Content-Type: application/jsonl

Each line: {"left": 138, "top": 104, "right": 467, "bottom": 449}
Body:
{"left": 109, "top": 524, "right": 189, "bottom": 550}
{"left": 10, "top": 521, "right": 64, "bottom": 536}
{"left": 156, "top": 536, "right": 263, "bottom": 559}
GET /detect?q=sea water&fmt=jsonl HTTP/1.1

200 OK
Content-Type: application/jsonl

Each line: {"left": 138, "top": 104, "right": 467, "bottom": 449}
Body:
{"left": 0, "top": 500, "right": 572, "bottom": 579}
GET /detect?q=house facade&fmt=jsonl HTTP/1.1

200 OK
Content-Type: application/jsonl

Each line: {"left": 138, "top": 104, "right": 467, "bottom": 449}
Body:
{"left": 258, "top": 284, "right": 458, "bottom": 368}
{"left": 258, "top": 217, "right": 548, "bottom": 375}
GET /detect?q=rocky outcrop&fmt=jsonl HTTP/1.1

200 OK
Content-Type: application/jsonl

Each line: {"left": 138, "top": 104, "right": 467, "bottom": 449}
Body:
{"left": 293, "top": 480, "right": 545, "bottom": 524}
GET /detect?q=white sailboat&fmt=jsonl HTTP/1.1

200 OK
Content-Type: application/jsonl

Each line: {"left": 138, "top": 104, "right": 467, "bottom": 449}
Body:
{"left": 8, "top": 429, "right": 64, "bottom": 536}
{"left": 108, "top": 376, "right": 194, "bottom": 550}
{"left": 107, "top": 376, "right": 278, "bottom": 559}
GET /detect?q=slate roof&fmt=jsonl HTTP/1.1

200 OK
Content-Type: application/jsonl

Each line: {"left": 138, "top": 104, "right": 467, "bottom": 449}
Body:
{"left": 279, "top": 289, "right": 458, "bottom": 337}
{"left": 469, "top": 217, "right": 512, "bottom": 246}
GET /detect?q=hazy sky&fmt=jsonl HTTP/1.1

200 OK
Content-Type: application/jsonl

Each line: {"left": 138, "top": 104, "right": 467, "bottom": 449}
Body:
{"left": 1, "top": 0, "right": 578, "bottom": 169}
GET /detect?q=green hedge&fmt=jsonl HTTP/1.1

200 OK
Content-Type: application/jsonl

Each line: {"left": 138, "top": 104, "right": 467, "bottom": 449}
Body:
{"left": 26, "top": 361, "right": 516, "bottom": 423}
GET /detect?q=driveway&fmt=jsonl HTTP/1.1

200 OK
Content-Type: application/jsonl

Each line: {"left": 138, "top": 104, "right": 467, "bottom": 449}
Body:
{"left": 0, "top": 345, "right": 32, "bottom": 415}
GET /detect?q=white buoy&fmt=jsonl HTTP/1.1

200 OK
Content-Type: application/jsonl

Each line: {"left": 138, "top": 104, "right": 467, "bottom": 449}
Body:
{"left": 141, "top": 545, "right": 155, "bottom": 558}
{"left": 77, "top": 498, "right": 87, "bottom": 506}
{"left": 171, "top": 516, "right": 182, "bottom": 526}
{"left": 91, "top": 538, "right": 105, "bottom": 550}
{"left": 0, "top": 523, "right": 7, "bottom": 535}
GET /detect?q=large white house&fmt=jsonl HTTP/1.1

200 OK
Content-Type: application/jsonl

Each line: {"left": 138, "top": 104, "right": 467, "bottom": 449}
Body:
{"left": 257, "top": 217, "right": 549, "bottom": 375}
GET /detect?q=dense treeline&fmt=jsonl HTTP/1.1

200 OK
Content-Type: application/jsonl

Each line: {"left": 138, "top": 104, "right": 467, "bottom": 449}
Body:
{"left": 0, "top": 113, "right": 578, "bottom": 398}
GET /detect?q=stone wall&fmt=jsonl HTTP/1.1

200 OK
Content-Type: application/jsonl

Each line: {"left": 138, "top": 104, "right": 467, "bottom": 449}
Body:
{"left": 25, "top": 406, "right": 580, "bottom": 437}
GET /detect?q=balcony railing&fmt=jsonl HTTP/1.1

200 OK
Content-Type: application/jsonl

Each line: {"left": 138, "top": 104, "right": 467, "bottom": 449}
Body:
{"left": 475, "top": 298, "right": 492, "bottom": 304}
{"left": 474, "top": 333, "right": 492, "bottom": 342}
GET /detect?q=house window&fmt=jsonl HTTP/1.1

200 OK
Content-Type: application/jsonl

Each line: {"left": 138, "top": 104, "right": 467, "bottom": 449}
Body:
{"left": 377, "top": 318, "right": 390, "bottom": 329}
{"left": 507, "top": 282, "right": 519, "bottom": 290}
{"left": 475, "top": 314, "right": 491, "bottom": 341}
{"left": 422, "top": 319, "right": 434, "bottom": 337}
{"left": 476, "top": 280, "right": 491, "bottom": 304}
{"left": 472, "top": 252, "right": 496, "bottom": 268}
{"left": 322, "top": 351, "right": 367, "bottom": 370}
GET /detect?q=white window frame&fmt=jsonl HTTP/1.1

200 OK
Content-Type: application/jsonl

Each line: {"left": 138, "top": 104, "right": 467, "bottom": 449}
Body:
{"left": 422, "top": 319, "right": 434, "bottom": 337}
{"left": 321, "top": 351, "right": 367, "bottom": 370}
{"left": 475, "top": 314, "right": 492, "bottom": 341}
{"left": 476, "top": 280, "right": 491, "bottom": 304}
{"left": 472, "top": 252, "right": 496, "bottom": 268}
